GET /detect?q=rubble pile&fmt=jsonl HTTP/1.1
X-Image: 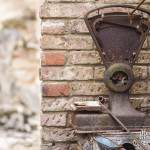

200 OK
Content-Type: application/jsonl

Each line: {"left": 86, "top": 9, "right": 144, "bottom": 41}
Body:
{"left": 0, "top": 0, "right": 40, "bottom": 149}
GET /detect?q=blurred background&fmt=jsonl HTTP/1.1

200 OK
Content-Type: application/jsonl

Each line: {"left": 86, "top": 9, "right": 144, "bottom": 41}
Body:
{"left": 0, "top": 0, "right": 41, "bottom": 149}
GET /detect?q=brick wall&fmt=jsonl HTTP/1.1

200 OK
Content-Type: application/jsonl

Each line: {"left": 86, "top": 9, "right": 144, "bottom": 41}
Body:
{"left": 40, "top": 0, "right": 150, "bottom": 149}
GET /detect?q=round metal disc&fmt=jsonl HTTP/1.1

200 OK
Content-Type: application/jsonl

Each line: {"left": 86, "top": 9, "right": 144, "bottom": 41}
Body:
{"left": 104, "top": 63, "right": 134, "bottom": 92}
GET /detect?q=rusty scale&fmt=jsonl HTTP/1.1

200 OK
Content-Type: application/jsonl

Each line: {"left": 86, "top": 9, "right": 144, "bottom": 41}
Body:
{"left": 73, "top": 0, "right": 150, "bottom": 150}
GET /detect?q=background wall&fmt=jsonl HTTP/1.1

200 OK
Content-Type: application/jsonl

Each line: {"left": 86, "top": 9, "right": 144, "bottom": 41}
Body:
{"left": 0, "top": 0, "right": 40, "bottom": 150}
{"left": 40, "top": 0, "right": 150, "bottom": 149}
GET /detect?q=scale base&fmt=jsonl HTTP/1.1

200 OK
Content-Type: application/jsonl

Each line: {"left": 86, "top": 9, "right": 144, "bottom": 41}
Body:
{"left": 73, "top": 113, "right": 150, "bottom": 132}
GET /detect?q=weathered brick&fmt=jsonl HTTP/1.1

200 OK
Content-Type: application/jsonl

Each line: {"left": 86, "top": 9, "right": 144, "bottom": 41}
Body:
{"left": 131, "top": 81, "right": 148, "bottom": 94}
{"left": 41, "top": 112, "right": 67, "bottom": 127}
{"left": 42, "top": 20, "right": 67, "bottom": 34}
{"left": 70, "top": 81, "right": 108, "bottom": 95}
{"left": 41, "top": 144, "right": 69, "bottom": 150}
{"left": 133, "top": 66, "right": 148, "bottom": 80}
{"left": 42, "top": 83, "right": 70, "bottom": 96}
{"left": 147, "top": 36, "right": 150, "bottom": 48}
{"left": 94, "top": 66, "right": 105, "bottom": 80}
{"left": 69, "top": 144, "right": 80, "bottom": 150}
{"left": 40, "top": 3, "right": 95, "bottom": 18}
{"left": 75, "top": 51, "right": 150, "bottom": 67}
{"left": 41, "top": 66, "right": 93, "bottom": 80}
{"left": 41, "top": 143, "right": 79, "bottom": 150}
{"left": 40, "top": 2, "right": 150, "bottom": 19}
{"left": 130, "top": 96, "right": 150, "bottom": 112}
{"left": 41, "top": 51, "right": 66, "bottom": 66}
{"left": 148, "top": 81, "right": 150, "bottom": 94}
{"left": 42, "top": 96, "right": 95, "bottom": 111}
{"left": 42, "top": 127, "right": 76, "bottom": 142}
{"left": 143, "top": 37, "right": 149, "bottom": 49}
{"left": 41, "top": 35, "right": 93, "bottom": 50}
{"left": 42, "top": 19, "right": 88, "bottom": 34}
{"left": 47, "top": 0, "right": 95, "bottom": 2}
{"left": 149, "top": 67, "right": 150, "bottom": 78}
{"left": 66, "top": 51, "right": 150, "bottom": 65}
{"left": 67, "top": 51, "right": 101, "bottom": 65}
{"left": 68, "top": 19, "right": 88, "bottom": 33}
{"left": 139, "top": 36, "right": 149, "bottom": 50}
{"left": 136, "top": 51, "right": 150, "bottom": 64}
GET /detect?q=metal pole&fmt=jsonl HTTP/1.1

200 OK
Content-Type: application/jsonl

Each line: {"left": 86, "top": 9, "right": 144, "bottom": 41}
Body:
{"left": 98, "top": 97, "right": 147, "bottom": 150}
{"left": 130, "top": 0, "right": 146, "bottom": 16}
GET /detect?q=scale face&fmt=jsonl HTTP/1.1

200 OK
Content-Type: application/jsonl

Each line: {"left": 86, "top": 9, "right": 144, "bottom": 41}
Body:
{"left": 73, "top": 5, "right": 150, "bottom": 131}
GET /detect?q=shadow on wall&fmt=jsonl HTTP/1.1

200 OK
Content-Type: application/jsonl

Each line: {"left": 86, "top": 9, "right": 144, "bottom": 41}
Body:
{"left": 0, "top": 0, "right": 40, "bottom": 150}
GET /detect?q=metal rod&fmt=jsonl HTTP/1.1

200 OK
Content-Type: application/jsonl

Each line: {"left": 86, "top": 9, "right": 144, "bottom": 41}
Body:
{"left": 98, "top": 97, "right": 147, "bottom": 150}
{"left": 84, "top": 4, "right": 150, "bottom": 20}
{"left": 130, "top": 0, "right": 146, "bottom": 16}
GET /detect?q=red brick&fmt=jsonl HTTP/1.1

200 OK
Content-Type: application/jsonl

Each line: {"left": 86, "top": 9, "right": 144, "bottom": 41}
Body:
{"left": 42, "top": 83, "right": 70, "bottom": 96}
{"left": 41, "top": 51, "right": 66, "bottom": 66}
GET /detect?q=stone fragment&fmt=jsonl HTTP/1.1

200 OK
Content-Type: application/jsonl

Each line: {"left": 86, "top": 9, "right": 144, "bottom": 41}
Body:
{"left": 5, "top": 113, "right": 24, "bottom": 131}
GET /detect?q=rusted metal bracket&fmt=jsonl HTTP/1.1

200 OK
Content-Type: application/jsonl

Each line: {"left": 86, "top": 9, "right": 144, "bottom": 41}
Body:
{"left": 72, "top": 4, "right": 150, "bottom": 133}
{"left": 98, "top": 96, "right": 147, "bottom": 150}
{"left": 84, "top": 5, "right": 150, "bottom": 67}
